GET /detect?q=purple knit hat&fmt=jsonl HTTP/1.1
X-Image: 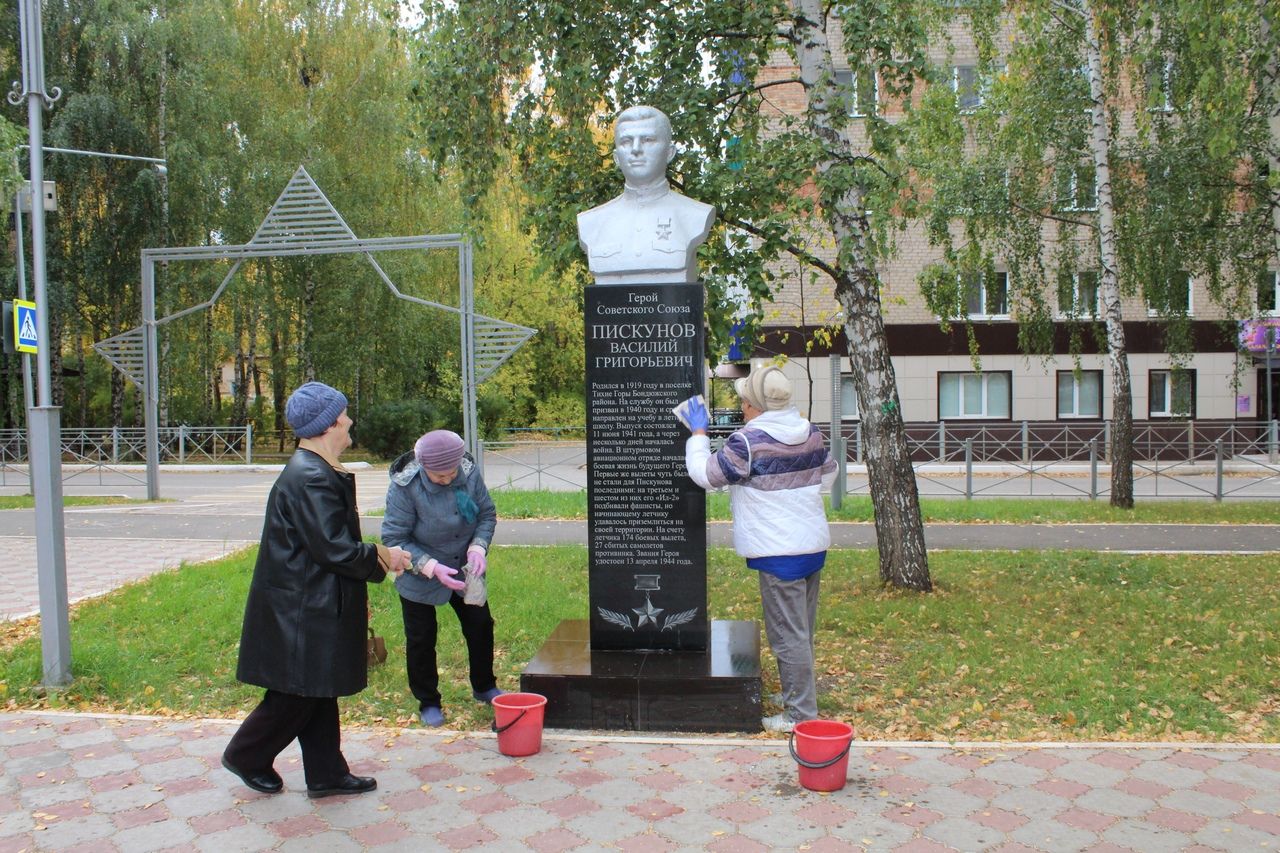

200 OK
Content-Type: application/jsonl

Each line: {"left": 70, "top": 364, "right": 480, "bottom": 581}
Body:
{"left": 414, "top": 430, "right": 465, "bottom": 472}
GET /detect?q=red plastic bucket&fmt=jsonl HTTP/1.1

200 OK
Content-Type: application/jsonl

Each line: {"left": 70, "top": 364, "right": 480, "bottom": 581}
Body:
{"left": 788, "top": 720, "right": 854, "bottom": 792}
{"left": 491, "top": 693, "right": 547, "bottom": 757}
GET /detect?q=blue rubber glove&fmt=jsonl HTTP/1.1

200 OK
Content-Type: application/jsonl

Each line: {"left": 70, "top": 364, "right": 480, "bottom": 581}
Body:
{"left": 685, "top": 396, "right": 709, "bottom": 432}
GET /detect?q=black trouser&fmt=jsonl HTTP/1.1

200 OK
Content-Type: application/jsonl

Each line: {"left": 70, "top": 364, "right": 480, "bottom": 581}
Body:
{"left": 223, "top": 689, "right": 349, "bottom": 787}
{"left": 400, "top": 593, "right": 496, "bottom": 709}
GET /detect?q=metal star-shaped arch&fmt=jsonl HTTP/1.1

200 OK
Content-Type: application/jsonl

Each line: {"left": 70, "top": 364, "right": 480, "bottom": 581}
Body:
{"left": 632, "top": 597, "right": 664, "bottom": 628}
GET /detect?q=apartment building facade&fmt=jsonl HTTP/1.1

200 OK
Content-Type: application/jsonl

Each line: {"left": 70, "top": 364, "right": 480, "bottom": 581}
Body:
{"left": 746, "top": 16, "right": 1279, "bottom": 447}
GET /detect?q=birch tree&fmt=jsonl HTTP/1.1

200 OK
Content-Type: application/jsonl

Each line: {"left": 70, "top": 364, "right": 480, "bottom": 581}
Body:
{"left": 912, "top": 0, "right": 1267, "bottom": 508}
{"left": 415, "top": 0, "right": 935, "bottom": 589}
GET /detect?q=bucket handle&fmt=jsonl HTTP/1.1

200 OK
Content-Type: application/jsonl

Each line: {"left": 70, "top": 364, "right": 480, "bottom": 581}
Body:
{"left": 788, "top": 730, "right": 852, "bottom": 770}
{"left": 491, "top": 707, "right": 528, "bottom": 735}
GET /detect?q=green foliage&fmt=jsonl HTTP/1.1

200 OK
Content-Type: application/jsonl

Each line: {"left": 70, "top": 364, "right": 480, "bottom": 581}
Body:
{"left": 910, "top": 0, "right": 1271, "bottom": 356}
{"left": 411, "top": 0, "right": 938, "bottom": 357}
{"left": 1, "top": 0, "right": 544, "bottom": 435}
{"left": 530, "top": 392, "right": 585, "bottom": 434}
{"left": 356, "top": 398, "right": 451, "bottom": 460}
{"left": 476, "top": 387, "right": 512, "bottom": 439}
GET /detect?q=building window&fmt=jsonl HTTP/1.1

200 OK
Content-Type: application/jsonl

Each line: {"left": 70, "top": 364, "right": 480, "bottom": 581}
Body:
{"left": 1057, "top": 370, "right": 1103, "bottom": 418}
{"left": 951, "top": 64, "right": 981, "bottom": 111}
{"left": 1146, "top": 60, "right": 1175, "bottom": 112}
{"left": 1146, "top": 271, "right": 1192, "bottom": 316}
{"left": 1149, "top": 369, "right": 1195, "bottom": 418}
{"left": 939, "top": 371, "right": 1011, "bottom": 419}
{"left": 961, "top": 271, "right": 1009, "bottom": 318}
{"left": 838, "top": 375, "right": 860, "bottom": 420}
{"left": 834, "top": 66, "right": 878, "bottom": 117}
{"left": 1071, "top": 63, "right": 1094, "bottom": 112}
{"left": 1259, "top": 270, "right": 1279, "bottom": 315}
{"left": 1055, "top": 163, "right": 1097, "bottom": 211}
{"left": 1057, "top": 270, "right": 1100, "bottom": 317}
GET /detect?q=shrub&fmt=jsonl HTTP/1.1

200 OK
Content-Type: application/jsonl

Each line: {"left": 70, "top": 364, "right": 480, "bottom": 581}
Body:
{"left": 530, "top": 393, "right": 585, "bottom": 438}
{"left": 477, "top": 387, "right": 512, "bottom": 439}
{"left": 357, "top": 399, "right": 445, "bottom": 459}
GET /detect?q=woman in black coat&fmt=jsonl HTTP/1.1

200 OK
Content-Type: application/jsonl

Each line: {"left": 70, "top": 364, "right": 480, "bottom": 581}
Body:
{"left": 222, "top": 382, "right": 410, "bottom": 798}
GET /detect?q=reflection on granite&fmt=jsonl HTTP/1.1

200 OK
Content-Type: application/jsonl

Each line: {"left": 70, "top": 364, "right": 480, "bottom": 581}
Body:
{"left": 521, "top": 619, "right": 762, "bottom": 733}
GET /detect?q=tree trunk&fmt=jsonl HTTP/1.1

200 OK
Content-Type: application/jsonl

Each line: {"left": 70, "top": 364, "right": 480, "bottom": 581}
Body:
{"left": 50, "top": 306, "right": 64, "bottom": 408}
{"left": 0, "top": 354, "right": 10, "bottom": 429}
{"left": 1261, "top": 1, "right": 1280, "bottom": 258}
{"left": 75, "top": 331, "right": 87, "bottom": 426}
{"left": 110, "top": 364, "right": 124, "bottom": 428}
{"left": 301, "top": 269, "right": 317, "bottom": 382}
{"left": 1082, "top": 0, "right": 1134, "bottom": 508}
{"left": 791, "top": 0, "right": 931, "bottom": 590}
{"left": 266, "top": 264, "right": 289, "bottom": 451}
{"left": 204, "top": 309, "right": 217, "bottom": 420}
{"left": 157, "top": 6, "right": 171, "bottom": 429}
{"left": 248, "top": 299, "right": 260, "bottom": 396}
{"left": 232, "top": 301, "right": 247, "bottom": 425}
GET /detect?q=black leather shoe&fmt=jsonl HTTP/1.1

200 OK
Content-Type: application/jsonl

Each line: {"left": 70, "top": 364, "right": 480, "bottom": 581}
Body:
{"left": 221, "top": 755, "right": 283, "bottom": 794}
{"left": 306, "top": 773, "right": 377, "bottom": 799}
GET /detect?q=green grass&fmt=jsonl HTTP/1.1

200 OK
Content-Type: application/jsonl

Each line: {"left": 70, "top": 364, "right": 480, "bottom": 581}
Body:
{"left": 472, "top": 491, "right": 1280, "bottom": 525}
{"left": 0, "top": 495, "right": 152, "bottom": 510}
{"left": 3, "top": 544, "right": 1276, "bottom": 742}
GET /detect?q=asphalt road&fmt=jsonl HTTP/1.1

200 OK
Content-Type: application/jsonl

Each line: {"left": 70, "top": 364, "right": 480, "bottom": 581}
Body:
{"left": 0, "top": 466, "right": 1274, "bottom": 553}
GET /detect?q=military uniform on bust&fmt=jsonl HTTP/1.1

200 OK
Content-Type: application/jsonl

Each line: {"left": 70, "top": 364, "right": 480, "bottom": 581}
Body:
{"left": 577, "top": 105, "right": 715, "bottom": 285}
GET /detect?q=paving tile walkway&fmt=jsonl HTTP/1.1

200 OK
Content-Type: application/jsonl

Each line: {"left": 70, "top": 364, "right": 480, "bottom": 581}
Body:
{"left": 2, "top": 711, "right": 1278, "bottom": 852}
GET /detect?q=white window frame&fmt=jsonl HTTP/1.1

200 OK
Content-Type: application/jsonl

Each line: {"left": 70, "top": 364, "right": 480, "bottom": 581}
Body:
{"left": 959, "top": 270, "right": 1009, "bottom": 319}
{"left": 1149, "top": 369, "right": 1195, "bottom": 418}
{"left": 1056, "top": 370, "right": 1103, "bottom": 419}
{"left": 1146, "top": 271, "right": 1193, "bottom": 317}
{"left": 938, "top": 371, "right": 1012, "bottom": 420}
{"left": 1147, "top": 59, "right": 1174, "bottom": 113}
{"left": 1056, "top": 163, "right": 1098, "bottom": 212}
{"left": 838, "top": 374, "right": 861, "bottom": 420}
{"left": 1259, "top": 270, "right": 1279, "bottom": 316}
{"left": 834, "top": 66, "right": 878, "bottom": 117}
{"left": 1072, "top": 64, "right": 1094, "bottom": 113}
{"left": 951, "top": 64, "right": 982, "bottom": 112}
{"left": 1058, "top": 270, "right": 1101, "bottom": 318}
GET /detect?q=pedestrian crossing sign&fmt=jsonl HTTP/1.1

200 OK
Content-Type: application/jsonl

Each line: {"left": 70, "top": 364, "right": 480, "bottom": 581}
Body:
{"left": 14, "top": 299, "right": 37, "bottom": 354}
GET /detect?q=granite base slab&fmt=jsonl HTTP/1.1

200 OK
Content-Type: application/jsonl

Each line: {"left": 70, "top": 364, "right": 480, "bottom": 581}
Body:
{"left": 519, "top": 619, "right": 762, "bottom": 733}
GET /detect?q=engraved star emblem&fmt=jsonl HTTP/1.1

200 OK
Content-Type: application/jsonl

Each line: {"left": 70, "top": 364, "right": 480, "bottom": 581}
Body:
{"left": 655, "top": 218, "right": 672, "bottom": 241}
{"left": 633, "top": 597, "right": 664, "bottom": 627}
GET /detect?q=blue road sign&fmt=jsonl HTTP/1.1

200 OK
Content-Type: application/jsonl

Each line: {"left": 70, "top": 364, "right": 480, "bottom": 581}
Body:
{"left": 14, "top": 299, "right": 37, "bottom": 354}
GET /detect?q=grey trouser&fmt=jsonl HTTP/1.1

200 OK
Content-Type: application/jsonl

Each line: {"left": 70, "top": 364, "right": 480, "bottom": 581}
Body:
{"left": 758, "top": 569, "right": 821, "bottom": 721}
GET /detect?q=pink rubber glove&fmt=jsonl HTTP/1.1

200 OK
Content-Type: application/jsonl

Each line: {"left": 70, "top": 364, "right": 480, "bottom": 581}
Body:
{"left": 424, "top": 559, "right": 466, "bottom": 591}
{"left": 466, "top": 546, "right": 487, "bottom": 577}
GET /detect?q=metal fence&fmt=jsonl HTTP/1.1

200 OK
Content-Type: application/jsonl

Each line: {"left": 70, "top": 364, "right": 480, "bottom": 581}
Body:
{"left": 836, "top": 419, "right": 1280, "bottom": 465}
{"left": 475, "top": 419, "right": 1280, "bottom": 501}
{"left": 831, "top": 419, "right": 1280, "bottom": 502}
{"left": 476, "top": 439, "right": 587, "bottom": 491}
{"left": 0, "top": 425, "right": 253, "bottom": 486}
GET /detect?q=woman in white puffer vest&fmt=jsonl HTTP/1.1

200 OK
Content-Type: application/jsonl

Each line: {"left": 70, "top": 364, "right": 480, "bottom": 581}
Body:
{"left": 682, "top": 365, "right": 836, "bottom": 733}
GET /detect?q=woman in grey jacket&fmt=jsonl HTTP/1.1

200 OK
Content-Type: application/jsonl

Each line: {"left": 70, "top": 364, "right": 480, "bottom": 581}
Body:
{"left": 381, "top": 430, "right": 500, "bottom": 727}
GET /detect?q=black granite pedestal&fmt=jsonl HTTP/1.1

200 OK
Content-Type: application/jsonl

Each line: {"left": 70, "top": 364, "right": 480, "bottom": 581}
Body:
{"left": 521, "top": 619, "right": 763, "bottom": 733}
{"left": 518, "top": 280, "right": 763, "bottom": 733}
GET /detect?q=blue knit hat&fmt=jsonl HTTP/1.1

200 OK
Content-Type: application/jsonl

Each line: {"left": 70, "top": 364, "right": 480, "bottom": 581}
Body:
{"left": 285, "top": 381, "right": 348, "bottom": 438}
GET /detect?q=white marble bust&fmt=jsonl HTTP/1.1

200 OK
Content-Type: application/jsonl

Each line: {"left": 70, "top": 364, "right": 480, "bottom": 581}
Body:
{"left": 577, "top": 106, "right": 716, "bottom": 285}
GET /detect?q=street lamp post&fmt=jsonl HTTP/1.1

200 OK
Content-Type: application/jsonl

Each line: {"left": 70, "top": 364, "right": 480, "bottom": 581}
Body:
{"left": 10, "top": 0, "right": 69, "bottom": 686}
